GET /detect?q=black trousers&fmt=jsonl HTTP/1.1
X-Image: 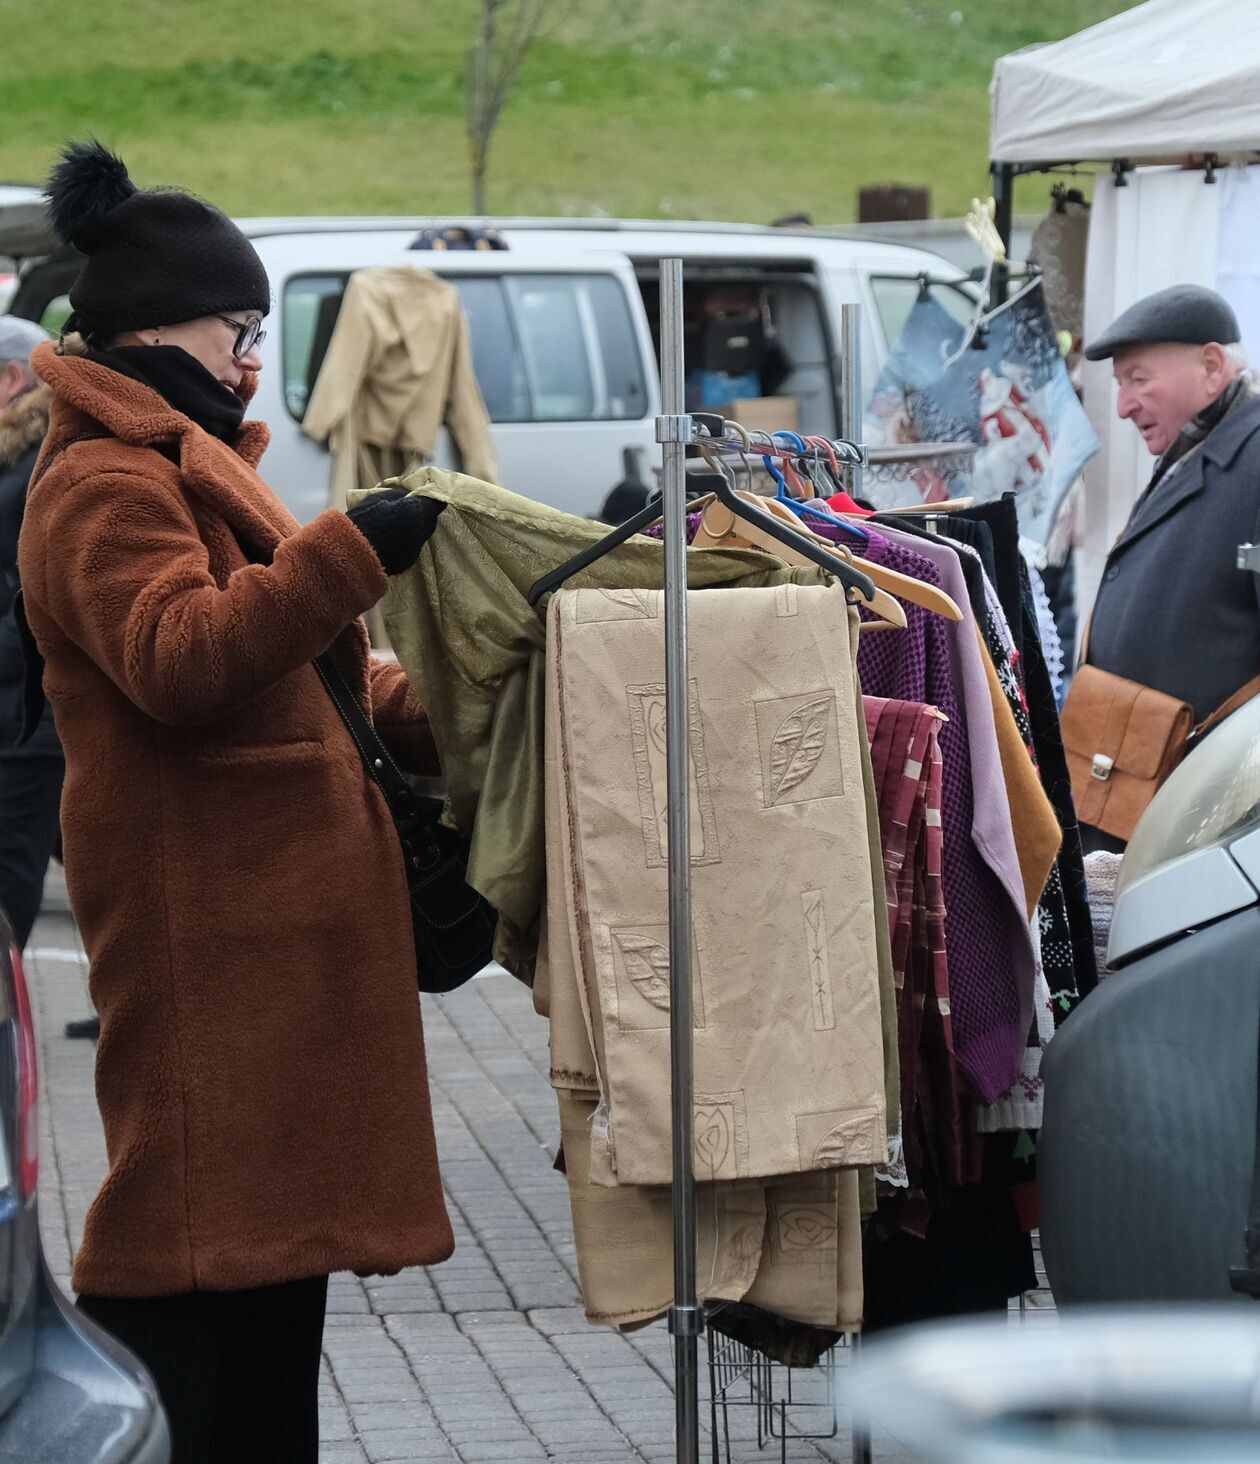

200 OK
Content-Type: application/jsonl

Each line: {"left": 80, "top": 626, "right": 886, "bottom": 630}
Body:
{"left": 77, "top": 1275, "right": 329, "bottom": 1464}
{"left": 0, "top": 735, "right": 63, "bottom": 949}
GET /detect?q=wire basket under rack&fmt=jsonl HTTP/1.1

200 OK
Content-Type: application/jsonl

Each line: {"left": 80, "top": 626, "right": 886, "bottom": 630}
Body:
{"left": 707, "top": 1324, "right": 848, "bottom": 1463}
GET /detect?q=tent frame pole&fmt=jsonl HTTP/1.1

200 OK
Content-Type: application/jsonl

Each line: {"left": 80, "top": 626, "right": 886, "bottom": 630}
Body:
{"left": 989, "top": 161, "right": 1015, "bottom": 310}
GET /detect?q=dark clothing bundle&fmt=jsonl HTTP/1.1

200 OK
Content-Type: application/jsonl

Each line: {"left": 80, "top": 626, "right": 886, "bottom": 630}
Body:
{"left": 0, "top": 385, "right": 51, "bottom": 741}
{"left": 0, "top": 383, "right": 62, "bottom": 946}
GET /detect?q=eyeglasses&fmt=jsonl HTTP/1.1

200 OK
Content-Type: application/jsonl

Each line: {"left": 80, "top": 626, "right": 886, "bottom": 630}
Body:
{"left": 211, "top": 313, "right": 266, "bottom": 359}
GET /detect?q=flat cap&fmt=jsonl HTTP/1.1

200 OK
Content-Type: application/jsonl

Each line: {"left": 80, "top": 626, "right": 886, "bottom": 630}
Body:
{"left": 1085, "top": 284, "right": 1240, "bottom": 361}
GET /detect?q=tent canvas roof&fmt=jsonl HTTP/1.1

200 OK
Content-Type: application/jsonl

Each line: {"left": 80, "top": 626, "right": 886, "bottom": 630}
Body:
{"left": 990, "top": 0, "right": 1260, "bottom": 165}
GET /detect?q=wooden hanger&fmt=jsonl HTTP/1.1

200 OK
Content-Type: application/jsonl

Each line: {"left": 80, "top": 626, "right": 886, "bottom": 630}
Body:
{"left": 854, "top": 544, "right": 965, "bottom": 621}
{"left": 692, "top": 496, "right": 908, "bottom": 630}
{"left": 881, "top": 496, "right": 976, "bottom": 516}
{"left": 741, "top": 491, "right": 965, "bottom": 623}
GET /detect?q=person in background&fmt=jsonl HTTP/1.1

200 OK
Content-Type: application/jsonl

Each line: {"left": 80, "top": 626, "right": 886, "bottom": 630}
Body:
{"left": 1079, "top": 284, "right": 1260, "bottom": 850}
{"left": 24, "top": 140, "right": 453, "bottom": 1464}
{"left": 0, "top": 317, "right": 64, "bottom": 951}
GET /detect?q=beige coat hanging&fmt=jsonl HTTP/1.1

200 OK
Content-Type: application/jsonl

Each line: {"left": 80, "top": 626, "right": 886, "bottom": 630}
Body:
{"left": 302, "top": 266, "right": 500, "bottom": 509}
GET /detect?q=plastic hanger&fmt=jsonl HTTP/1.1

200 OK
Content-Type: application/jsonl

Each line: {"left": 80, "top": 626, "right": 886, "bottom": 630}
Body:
{"left": 691, "top": 449, "right": 887, "bottom": 610}
{"left": 526, "top": 449, "right": 879, "bottom": 607}
{"left": 757, "top": 488, "right": 964, "bottom": 622}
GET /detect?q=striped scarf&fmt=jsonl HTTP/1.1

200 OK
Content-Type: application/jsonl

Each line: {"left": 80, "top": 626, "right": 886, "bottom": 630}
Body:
{"left": 1147, "top": 375, "right": 1252, "bottom": 497}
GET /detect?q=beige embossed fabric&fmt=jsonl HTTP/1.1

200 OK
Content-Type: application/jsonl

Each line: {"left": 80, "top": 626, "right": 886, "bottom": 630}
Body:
{"left": 540, "top": 587, "right": 871, "bottom": 1331}
{"left": 549, "top": 582, "right": 887, "bottom": 1188}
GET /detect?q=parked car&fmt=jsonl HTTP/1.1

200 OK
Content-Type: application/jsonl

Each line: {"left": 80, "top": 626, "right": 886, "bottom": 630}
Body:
{"left": 0, "top": 918, "right": 169, "bottom": 1463}
{"left": 1, "top": 202, "right": 975, "bottom": 524}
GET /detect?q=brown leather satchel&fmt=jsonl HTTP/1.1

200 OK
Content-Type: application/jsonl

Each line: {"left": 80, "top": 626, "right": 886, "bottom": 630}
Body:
{"left": 1062, "top": 664, "right": 1260, "bottom": 842}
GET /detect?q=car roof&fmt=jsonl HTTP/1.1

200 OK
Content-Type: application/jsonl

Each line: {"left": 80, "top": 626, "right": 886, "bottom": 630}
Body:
{"left": 0, "top": 185, "right": 54, "bottom": 260}
{"left": 234, "top": 216, "right": 964, "bottom": 274}
{"left": 2, "top": 195, "right": 965, "bottom": 279}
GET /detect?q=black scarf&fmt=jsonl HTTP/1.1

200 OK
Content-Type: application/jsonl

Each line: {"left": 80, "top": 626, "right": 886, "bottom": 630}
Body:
{"left": 88, "top": 345, "right": 247, "bottom": 443}
{"left": 1145, "top": 375, "right": 1251, "bottom": 498}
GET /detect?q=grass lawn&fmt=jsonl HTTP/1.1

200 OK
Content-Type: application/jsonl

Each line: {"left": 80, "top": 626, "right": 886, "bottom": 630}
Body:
{"left": 0, "top": 0, "right": 1131, "bottom": 223}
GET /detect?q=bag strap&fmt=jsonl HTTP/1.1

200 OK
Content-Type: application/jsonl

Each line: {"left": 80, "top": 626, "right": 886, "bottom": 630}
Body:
{"left": 311, "top": 651, "right": 421, "bottom": 831}
{"left": 1194, "top": 674, "right": 1260, "bottom": 742}
{"left": 28, "top": 430, "right": 111, "bottom": 492}
{"left": 226, "top": 520, "right": 419, "bottom": 826}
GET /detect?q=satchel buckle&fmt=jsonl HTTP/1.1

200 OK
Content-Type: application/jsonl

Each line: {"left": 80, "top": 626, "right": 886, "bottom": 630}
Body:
{"left": 1091, "top": 753, "right": 1115, "bottom": 782}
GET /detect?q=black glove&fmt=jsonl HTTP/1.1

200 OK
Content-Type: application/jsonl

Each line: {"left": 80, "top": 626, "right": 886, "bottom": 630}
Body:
{"left": 346, "top": 489, "right": 445, "bottom": 576}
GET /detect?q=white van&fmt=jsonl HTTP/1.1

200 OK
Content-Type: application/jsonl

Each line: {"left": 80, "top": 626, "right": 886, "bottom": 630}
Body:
{"left": 3, "top": 205, "right": 974, "bottom": 522}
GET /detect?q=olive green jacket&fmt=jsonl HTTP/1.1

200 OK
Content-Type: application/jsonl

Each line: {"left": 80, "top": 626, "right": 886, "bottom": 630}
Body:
{"left": 365, "top": 469, "right": 826, "bottom": 982}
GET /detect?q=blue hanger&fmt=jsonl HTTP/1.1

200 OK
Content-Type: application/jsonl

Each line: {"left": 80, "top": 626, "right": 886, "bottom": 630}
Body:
{"left": 762, "top": 431, "right": 869, "bottom": 538}
{"left": 755, "top": 431, "right": 830, "bottom": 523}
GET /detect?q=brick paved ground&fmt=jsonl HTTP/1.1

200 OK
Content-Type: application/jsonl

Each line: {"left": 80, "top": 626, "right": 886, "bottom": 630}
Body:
{"left": 28, "top": 872, "right": 1053, "bottom": 1464}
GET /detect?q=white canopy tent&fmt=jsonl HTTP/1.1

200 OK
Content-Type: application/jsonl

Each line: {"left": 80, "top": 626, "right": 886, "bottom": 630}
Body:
{"left": 989, "top": 0, "right": 1260, "bottom": 627}
{"left": 991, "top": 0, "right": 1260, "bottom": 166}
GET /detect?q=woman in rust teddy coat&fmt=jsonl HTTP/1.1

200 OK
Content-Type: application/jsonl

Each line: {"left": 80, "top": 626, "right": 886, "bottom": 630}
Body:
{"left": 20, "top": 143, "right": 454, "bottom": 1462}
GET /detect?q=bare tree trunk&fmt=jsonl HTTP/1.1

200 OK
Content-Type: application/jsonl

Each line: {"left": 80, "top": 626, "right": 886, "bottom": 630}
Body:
{"left": 471, "top": 147, "right": 489, "bottom": 215}
{"left": 465, "top": 0, "right": 567, "bottom": 215}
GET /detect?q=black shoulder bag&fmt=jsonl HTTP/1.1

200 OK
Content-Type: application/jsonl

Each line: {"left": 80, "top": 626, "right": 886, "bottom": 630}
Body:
{"left": 311, "top": 651, "right": 497, "bottom": 994}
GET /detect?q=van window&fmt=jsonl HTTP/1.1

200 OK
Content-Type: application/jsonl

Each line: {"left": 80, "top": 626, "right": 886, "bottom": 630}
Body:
{"left": 282, "top": 272, "right": 648, "bottom": 425}
{"left": 639, "top": 272, "right": 837, "bottom": 435}
{"left": 868, "top": 275, "right": 978, "bottom": 351}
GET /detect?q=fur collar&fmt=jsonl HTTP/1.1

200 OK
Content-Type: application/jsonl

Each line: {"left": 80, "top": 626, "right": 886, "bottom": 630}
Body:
{"left": 0, "top": 384, "right": 52, "bottom": 469}
{"left": 31, "top": 339, "right": 291, "bottom": 559}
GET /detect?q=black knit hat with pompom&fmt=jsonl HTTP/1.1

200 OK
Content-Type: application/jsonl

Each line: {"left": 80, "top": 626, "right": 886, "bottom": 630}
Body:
{"left": 44, "top": 140, "right": 271, "bottom": 336}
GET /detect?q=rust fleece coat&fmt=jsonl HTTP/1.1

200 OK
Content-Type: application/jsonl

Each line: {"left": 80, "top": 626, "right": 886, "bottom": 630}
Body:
{"left": 20, "top": 341, "right": 454, "bottom": 1297}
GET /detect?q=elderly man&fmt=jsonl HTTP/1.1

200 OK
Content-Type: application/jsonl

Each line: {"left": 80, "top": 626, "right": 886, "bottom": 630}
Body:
{"left": 1076, "top": 285, "right": 1260, "bottom": 848}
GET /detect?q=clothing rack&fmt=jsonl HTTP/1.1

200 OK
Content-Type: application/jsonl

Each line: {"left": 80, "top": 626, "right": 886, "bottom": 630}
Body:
{"left": 653, "top": 260, "right": 875, "bottom": 1464}
{"left": 656, "top": 257, "right": 701, "bottom": 1464}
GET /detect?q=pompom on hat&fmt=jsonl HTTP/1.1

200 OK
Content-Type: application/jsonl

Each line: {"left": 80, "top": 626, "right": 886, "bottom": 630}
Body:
{"left": 44, "top": 140, "right": 271, "bottom": 337}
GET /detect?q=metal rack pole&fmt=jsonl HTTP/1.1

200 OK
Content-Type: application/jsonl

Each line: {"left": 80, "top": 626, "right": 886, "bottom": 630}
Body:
{"left": 839, "top": 304, "right": 864, "bottom": 500}
{"left": 656, "top": 256, "right": 702, "bottom": 1464}
{"left": 838, "top": 300, "right": 873, "bottom": 1464}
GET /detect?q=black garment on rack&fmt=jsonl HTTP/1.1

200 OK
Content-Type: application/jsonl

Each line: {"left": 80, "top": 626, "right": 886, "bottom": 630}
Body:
{"left": 957, "top": 499, "right": 1025, "bottom": 654}
{"left": 942, "top": 517, "right": 999, "bottom": 601}
{"left": 863, "top": 1135, "right": 1036, "bottom": 1332}
{"left": 959, "top": 496, "right": 1098, "bottom": 1013}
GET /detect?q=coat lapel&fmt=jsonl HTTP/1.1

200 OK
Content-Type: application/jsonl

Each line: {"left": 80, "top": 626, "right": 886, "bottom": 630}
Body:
{"left": 1112, "top": 453, "right": 1207, "bottom": 555}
